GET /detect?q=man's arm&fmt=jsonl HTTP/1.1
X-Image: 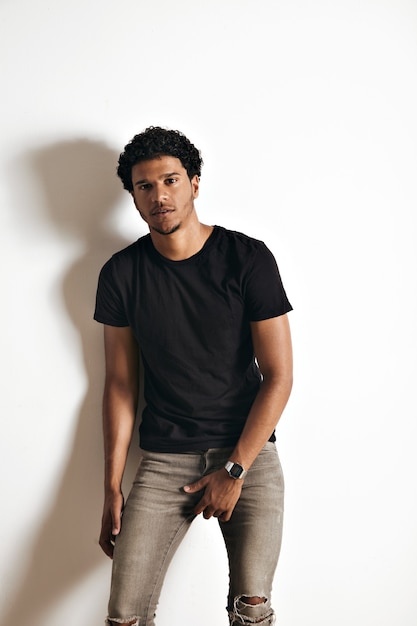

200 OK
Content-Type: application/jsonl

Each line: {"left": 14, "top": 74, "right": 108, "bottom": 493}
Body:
{"left": 228, "top": 313, "right": 293, "bottom": 470}
{"left": 99, "top": 325, "right": 139, "bottom": 558}
{"left": 183, "top": 314, "right": 293, "bottom": 521}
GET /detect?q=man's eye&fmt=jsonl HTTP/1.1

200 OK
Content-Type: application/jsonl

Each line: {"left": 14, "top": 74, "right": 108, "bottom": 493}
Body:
{"left": 139, "top": 184, "right": 151, "bottom": 191}
{"left": 166, "top": 178, "right": 177, "bottom": 184}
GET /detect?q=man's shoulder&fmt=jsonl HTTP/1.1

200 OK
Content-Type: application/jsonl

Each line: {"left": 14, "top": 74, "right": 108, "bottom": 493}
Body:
{"left": 102, "top": 233, "right": 151, "bottom": 270}
{"left": 216, "top": 225, "right": 264, "bottom": 247}
{"left": 98, "top": 234, "right": 152, "bottom": 286}
{"left": 111, "top": 233, "right": 150, "bottom": 260}
{"left": 215, "top": 226, "right": 267, "bottom": 257}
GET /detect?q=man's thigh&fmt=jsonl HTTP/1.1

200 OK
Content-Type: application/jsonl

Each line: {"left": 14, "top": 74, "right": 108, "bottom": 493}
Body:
{"left": 107, "top": 451, "right": 203, "bottom": 624}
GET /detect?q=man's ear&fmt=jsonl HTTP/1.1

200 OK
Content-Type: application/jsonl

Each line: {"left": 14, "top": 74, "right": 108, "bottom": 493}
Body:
{"left": 192, "top": 175, "right": 200, "bottom": 199}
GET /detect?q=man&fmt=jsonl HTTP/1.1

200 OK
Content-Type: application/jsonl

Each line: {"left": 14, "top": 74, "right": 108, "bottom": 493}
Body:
{"left": 94, "top": 126, "right": 293, "bottom": 626}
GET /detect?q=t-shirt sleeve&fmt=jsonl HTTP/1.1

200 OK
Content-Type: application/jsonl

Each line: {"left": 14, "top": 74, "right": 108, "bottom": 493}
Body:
{"left": 94, "top": 258, "right": 130, "bottom": 327}
{"left": 244, "top": 243, "right": 293, "bottom": 321}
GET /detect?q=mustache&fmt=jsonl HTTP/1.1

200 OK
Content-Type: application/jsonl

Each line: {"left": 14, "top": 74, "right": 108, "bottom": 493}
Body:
{"left": 151, "top": 202, "right": 173, "bottom": 215}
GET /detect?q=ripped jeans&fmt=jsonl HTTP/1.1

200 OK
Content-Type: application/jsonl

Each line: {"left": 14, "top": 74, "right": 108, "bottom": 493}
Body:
{"left": 106, "top": 442, "right": 284, "bottom": 626}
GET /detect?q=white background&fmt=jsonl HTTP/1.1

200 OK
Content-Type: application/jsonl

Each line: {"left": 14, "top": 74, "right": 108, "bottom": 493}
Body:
{"left": 1, "top": 1, "right": 416, "bottom": 625}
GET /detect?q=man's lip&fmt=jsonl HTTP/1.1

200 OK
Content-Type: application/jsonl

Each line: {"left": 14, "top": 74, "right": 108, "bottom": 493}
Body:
{"left": 151, "top": 208, "right": 173, "bottom": 216}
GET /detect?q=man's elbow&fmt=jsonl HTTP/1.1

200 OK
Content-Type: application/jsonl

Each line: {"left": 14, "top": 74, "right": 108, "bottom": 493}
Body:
{"left": 104, "top": 376, "right": 139, "bottom": 404}
{"left": 263, "top": 369, "right": 293, "bottom": 397}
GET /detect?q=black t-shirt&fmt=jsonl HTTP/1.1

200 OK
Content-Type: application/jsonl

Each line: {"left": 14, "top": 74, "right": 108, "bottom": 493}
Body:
{"left": 94, "top": 226, "right": 292, "bottom": 452}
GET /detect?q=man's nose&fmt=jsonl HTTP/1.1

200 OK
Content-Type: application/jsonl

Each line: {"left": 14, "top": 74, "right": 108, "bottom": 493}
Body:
{"left": 152, "top": 183, "right": 168, "bottom": 203}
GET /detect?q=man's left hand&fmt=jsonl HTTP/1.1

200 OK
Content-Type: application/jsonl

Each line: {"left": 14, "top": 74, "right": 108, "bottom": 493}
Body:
{"left": 183, "top": 468, "right": 243, "bottom": 522}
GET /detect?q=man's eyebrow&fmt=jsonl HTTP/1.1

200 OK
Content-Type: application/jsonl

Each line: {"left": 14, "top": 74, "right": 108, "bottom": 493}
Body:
{"left": 134, "top": 171, "right": 182, "bottom": 187}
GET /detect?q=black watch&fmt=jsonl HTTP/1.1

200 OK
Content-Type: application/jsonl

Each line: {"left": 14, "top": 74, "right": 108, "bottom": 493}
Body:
{"left": 224, "top": 461, "right": 247, "bottom": 480}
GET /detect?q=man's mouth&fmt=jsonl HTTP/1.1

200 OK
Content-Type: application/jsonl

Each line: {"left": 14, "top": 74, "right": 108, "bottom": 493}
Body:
{"left": 151, "top": 207, "right": 173, "bottom": 216}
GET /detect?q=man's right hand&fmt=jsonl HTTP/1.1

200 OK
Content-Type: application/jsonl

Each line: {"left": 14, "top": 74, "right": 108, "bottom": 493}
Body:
{"left": 99, "top": 490, "right": 124, "bottom": 558}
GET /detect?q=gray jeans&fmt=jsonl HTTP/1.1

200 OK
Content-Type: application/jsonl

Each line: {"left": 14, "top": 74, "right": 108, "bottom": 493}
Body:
{"left": 106, "top": 442, "right": 284, "bottom": 626}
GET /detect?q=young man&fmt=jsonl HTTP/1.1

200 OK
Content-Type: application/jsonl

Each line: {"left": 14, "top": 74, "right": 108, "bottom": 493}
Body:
{"left": 94, "top": 127, "right": 293, "bottom": 626}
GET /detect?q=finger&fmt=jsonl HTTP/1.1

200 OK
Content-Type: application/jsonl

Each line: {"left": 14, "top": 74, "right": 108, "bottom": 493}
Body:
{"left": 100, "top": 517, "right": 116, "bottom": 558}
{"left": 99, "top": 534, "right": 115, "bottom": 559}
{"left": 111, "top": 503, "right": 124, "bottom": 535}
{"left": 112, "top": 515, "right": 122, "bottom": 536}
{"left": 193, "top": 499, "right": 206, "bottom": 516}
{"left": 183, "top": 477, "right": 207, "bottom": 493}
{"left": 203, "top": 507, "right": 215, "bottom": 520}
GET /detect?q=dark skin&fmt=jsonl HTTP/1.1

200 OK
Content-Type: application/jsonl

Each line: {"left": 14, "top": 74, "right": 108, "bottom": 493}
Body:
{"left": 100, "top": 157, "right": 293, "bottom": 624}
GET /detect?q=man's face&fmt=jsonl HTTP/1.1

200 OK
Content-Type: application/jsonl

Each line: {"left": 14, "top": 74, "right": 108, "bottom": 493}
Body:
{"left": 131, "top": 156, "right": 199, "bottom": 236}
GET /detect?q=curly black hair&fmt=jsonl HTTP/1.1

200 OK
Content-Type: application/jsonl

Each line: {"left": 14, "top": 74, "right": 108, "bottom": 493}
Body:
{"left": 117, "top": 126, "right": 203, "bottom": 192}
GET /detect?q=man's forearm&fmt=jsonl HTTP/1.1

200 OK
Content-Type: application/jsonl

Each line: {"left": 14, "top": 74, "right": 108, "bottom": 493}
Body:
{"left": 229, "top": 373, "right": 293, "bottom": 472}
{"left": 103, "top": 382, "right": 137, "bottom": 491}
{"left": 228, "top": 315, "right": 293, "bottom": 473}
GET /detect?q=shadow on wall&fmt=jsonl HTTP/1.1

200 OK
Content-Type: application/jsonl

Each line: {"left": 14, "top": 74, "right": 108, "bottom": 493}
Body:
{"left": 1, "top": 139, "right": 144, "bottom": 626}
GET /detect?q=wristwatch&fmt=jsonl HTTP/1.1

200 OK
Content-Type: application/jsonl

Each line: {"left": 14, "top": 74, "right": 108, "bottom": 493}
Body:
{"left": 224, "top": 461, "right": 247, "bottom": 480}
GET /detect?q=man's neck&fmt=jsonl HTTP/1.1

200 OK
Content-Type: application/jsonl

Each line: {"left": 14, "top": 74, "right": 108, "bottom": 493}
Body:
{"left": 150, "top": 221, "right": 214, "bottom": 261}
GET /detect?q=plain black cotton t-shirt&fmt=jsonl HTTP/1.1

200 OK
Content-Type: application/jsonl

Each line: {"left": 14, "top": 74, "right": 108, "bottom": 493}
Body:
{"left": 94, "top": 226, "right": 292, "bottom": 452}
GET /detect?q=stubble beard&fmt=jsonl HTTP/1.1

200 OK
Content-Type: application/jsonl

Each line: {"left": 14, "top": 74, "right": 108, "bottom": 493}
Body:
{"left": 151, "top": 223, "right": 181, "bottom": 236}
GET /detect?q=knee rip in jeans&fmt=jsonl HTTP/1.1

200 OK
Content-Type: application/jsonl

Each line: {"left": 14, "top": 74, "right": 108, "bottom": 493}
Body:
{"left": 228, "top": 595, "right": 276, "bottom": 625}
{"left": 106, "top": 617, "right": 139, "bottom": 626}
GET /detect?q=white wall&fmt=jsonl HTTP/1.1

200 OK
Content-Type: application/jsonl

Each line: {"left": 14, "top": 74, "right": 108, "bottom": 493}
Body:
{"left": 1, "top": 1, "right": 416, "bottom": 625}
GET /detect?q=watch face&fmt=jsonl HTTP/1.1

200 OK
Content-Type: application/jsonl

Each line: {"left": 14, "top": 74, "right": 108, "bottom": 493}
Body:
{"left": 230, "top": 463, "right": 244, "bottom": 479}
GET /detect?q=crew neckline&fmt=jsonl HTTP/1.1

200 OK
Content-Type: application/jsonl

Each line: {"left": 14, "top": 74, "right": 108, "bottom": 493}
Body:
{"left": 147, "top": 225, "right": 220, "bottom": 264}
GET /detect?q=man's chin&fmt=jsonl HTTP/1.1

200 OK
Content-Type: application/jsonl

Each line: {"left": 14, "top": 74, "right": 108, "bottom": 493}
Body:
{"left": 151, "top": 223, "right": 181, "bottom": 236}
